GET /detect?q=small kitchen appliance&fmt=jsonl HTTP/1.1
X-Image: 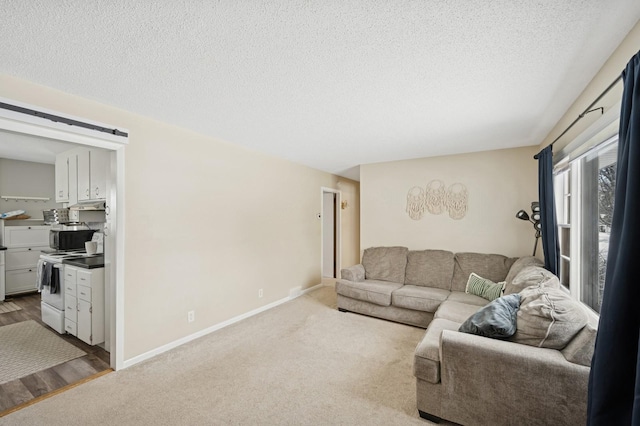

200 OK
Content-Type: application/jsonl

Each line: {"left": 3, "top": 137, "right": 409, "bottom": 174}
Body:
{"left": 49, "top": 229, "right": 95, "bottom": 251}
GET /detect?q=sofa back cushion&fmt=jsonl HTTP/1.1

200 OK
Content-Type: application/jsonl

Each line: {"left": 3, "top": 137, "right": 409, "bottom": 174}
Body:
{"left": 405, "top": 250, "right": 454, "bottom": 289}
{"left": 362, "top": 246, "right": 408, "bottom": 283}
{"left": 511, "top": 285, "right": 588, "bottom": 350}
{"left": 504, "top": 265, "right": 560, "bottom": 295}
{"left": 504, "top": 256, "right": 544, "bottom": 285}
{"left": 450, "top": 253, "right": 517, "bottom": 292}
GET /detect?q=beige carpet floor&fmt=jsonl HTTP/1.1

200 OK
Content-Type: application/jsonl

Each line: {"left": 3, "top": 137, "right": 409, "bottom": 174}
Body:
{"left": 1, "top": 286, "right": 442, "bottom": 425}
{"left": 0, "top": 320, "right": 86, "bottom": 385}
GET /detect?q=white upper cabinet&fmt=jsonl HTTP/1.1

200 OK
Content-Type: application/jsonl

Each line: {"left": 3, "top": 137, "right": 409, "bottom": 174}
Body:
{"left": 69, "top": 148, "right": 109, "bottom": 202}
{"left": 55, "top": 153, "right": 70, "bottom": 203}
{"left": 90, "top": 149, "right": 109, "bottom": 200}
{"left": 77, "top": 149, "right": 90, "bottom": 201}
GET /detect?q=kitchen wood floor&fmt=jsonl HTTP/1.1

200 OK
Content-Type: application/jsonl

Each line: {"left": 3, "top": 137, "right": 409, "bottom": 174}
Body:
{"left": 0, "top": 292, "right": 111, "bottom": 414}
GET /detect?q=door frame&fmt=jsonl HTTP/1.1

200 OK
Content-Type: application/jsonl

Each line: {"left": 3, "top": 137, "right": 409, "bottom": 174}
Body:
{"left": 0, "top": 97, "right": 128, "bottom": 370}
{"left": 320, "top": 187, "right": 341, "bottom": 281}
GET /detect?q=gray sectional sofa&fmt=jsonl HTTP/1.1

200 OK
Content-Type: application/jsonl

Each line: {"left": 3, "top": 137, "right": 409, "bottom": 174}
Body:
{"left": 336, "top": 246, "right": 598, "bottom": 425}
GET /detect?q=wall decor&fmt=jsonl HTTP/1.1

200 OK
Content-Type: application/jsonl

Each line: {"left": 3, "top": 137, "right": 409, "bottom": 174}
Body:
{"left": 405, "top": 181, "right": 468, "bottom": 220}
{"left": 406, "top": 186, "right": 426, "bottom": 220}
{"left": 425, "top": 180, "right": 446, "bottom": 214}
{"left": 445, "top": 183, "right": 468, "bottom": 220}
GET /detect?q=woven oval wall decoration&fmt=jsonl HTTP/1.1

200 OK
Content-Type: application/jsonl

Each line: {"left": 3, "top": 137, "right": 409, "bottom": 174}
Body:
{"left": 445, "top": 183, "right": 468, "bottom": 220}
{"left": 406, "top": 186, "right": 426, "bottom": 220}
{"left": 425, "top": 179, "right": 446, "bottom": 215}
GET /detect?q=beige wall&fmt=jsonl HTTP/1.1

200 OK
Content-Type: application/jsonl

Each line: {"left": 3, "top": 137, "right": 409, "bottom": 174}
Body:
{"left": 540, "top": 21, "right": 640, "bottom": 151}
{"left": 0, "top": 158, "right": 60, "bottom": 217}
{"left": 337, "top": 179, "right": 360, "bottom": 268}
{"left": 360, "top": 146, "right": 539, "bottom": 257}
{"left": 0, "top": 74, "right": 359, "bottom": 361}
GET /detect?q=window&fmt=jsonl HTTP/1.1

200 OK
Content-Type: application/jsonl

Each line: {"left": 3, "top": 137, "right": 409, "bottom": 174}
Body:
{"left": 554, "top": 136, "right": 617, "bottom": 313}
{"left": 555, "top": 170, "right": 571, "bottom": 288}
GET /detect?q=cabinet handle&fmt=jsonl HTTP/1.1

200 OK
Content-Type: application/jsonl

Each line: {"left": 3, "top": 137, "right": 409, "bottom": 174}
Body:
{"left": 29, "top": 269, "right": 32, "bottom": 272}
{"left": 95, "top": 187, "right": 99, "bottom": 196}
{"left": 80, "top": 277, "right": 86, "bottom": 281}
{"left": 67, "top": 287, "right": 72, "bottom": 291}
{"left": 28, "top": 248, "right": 31, "bottom": 251}
{"left": 80, "top": 292, "right": 86, "bottom": 296}
{"left": 86, "top": 189, "right": 90, "bottom": 197}
{"left": 28, "top": 227, "right": 31, "bottom": 229}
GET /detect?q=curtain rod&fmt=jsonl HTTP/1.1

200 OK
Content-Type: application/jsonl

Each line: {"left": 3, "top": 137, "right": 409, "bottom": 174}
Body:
{"left": 536, "top": 73, "right": 623, "bottom": 158}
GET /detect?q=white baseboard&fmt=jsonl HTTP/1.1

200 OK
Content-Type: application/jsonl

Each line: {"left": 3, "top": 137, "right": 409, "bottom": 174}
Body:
{"left": 122, "top": 283, "right": 326, "bottom": 369}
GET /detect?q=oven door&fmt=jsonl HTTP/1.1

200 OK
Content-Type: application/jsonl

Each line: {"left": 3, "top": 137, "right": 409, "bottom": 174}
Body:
{"left": 41, "top": 263, "right": 64, "bottom": 311}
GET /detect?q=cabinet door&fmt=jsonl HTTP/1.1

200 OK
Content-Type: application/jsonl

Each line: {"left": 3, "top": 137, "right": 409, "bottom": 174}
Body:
{"left": 68, "top": 152, "right": 78, "bottom": 206}
{"left": 77, "top": 299, "right": 92, "bottom": 345}
{"left": 90, "top": 150, "right": 109, "bottom": 200}
{"left": 77, "top": 149, "right": 91, "bottom": 201}
{"left": 5, "top": 268, "right": 38, "bottom": 295}
{"left": 5, "top": 246, "right": 48, "bottom": 270}
{"left": 65, "top": 294, "right": 77, "bottom": 322}
{"left": 4, "top": 226, "right": 50, "bottom": 248}
{"left": 55, "top": 154, "right": 69, "bottom": 203}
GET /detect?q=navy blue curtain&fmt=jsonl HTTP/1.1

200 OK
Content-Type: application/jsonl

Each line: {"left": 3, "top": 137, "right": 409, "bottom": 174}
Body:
{"left": 534, "top": 145, "right": 559, "bottom": 275}
{"left": 588, "top": 52, "right": 640, "bottom": 425}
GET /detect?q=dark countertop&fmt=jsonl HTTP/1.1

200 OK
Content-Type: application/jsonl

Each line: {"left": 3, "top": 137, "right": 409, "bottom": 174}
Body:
{"left": 62, "top": 255, "right": 105, "bottom": 269}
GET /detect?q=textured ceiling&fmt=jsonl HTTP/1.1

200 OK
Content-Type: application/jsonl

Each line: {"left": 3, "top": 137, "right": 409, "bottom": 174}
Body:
{"left": 1, "top": 1, "right": 639, "bottom": 180}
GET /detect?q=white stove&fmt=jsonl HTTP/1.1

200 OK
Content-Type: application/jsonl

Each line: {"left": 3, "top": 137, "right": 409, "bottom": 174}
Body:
{"left": 39, "top": 249, "right": 90, "bottom": 333}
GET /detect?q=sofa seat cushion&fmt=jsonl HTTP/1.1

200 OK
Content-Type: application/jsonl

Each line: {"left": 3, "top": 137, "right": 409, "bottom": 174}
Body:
{"left": 435, "top": 301, "right": 482, "bottom": 323}
{"left": 446, "top": 291, "right": 488, "bottom": 307}
{"left": 362, "top": 246, "right": 408, "bottom": 283}
{"left": 405, "top": 250, "right": 454, "bottom": 289}
{"left": 391, "top": 285, "right": 450, "bottom": 313}
{"left": 414, "top": 318, "right": 461, "bottom": 384}
{"left": 335, "top": 279, "right": 403, "bottom": 307}
{"left": 451, "top": 252, "right": 517, "bottom": 292}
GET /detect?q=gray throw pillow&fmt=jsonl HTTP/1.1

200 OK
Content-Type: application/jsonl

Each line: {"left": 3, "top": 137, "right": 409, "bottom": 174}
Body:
{"left": 459, "top": 294, "right": 521, "bottom": 339}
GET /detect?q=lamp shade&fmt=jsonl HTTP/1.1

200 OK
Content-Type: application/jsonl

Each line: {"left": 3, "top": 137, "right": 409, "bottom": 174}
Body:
{"left": 516, "top": 210, "right": 530, "bottom": 221}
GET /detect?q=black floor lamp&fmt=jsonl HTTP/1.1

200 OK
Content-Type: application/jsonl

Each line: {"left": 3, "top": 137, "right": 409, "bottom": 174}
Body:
{"left": 516, "top": 202, "right": 542, "bottom": 256}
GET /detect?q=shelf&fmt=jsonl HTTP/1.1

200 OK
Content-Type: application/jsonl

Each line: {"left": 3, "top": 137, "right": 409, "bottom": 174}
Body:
{"left": 1, "top": 195, "right": 50, "bottom": 202}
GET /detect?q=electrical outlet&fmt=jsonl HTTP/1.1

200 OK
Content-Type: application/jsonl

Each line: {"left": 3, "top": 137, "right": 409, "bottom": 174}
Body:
{"left": 187, "top": 310, "right": 195, "bottom": 323}
{"left": 258, "top": 288, "right": 263, "bottom": 298}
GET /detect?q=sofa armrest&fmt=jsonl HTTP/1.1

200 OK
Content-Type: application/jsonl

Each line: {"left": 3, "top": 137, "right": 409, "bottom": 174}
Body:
{"left": 438, "top": 330, "right": 589, "bottom": 424}
{"left": 340, "top": 264, "right": 365, "bottom": 282}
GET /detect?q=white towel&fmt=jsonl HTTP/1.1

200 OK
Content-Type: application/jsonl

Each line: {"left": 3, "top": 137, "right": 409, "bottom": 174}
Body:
{"left": 36, "top": 258, "right": 45, "bottom": 292}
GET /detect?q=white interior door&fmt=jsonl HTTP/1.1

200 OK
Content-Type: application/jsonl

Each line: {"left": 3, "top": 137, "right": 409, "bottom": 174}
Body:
{"left": 322, "top": 192, "right": 336, "bottom": 278}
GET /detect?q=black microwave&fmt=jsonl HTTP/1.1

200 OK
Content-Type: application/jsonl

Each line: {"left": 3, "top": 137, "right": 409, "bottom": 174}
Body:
{"left": 49, "top": 230, "right": 96, "bottom": 251}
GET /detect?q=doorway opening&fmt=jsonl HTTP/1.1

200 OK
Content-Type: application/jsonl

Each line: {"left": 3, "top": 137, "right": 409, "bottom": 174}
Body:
{"left": 321, "top": 187, "right": 341, "bottom": 284}
{"left": 0, "top": 98, "right": 127, "bottom": 376}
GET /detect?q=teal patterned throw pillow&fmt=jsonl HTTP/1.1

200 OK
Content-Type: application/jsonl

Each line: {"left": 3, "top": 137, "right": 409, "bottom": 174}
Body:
{"left": 465, "top": 273, "right": 505, "bottom": 301}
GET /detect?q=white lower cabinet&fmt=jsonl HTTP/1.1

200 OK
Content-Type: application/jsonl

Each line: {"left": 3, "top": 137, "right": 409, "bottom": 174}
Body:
{"left": 3, "top": 225, "right": 50, "bottom": 296}
{"left": 64, "top": 266, "right": 104, "bottom": 345}
{"left": 5, "top": 268, "right": 39, "bottom": 295}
